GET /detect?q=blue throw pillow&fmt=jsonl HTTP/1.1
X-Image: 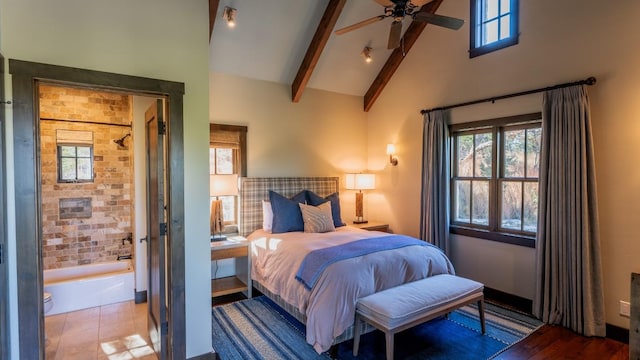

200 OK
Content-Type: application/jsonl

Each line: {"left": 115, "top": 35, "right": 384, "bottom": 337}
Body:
{"left": 306, "top": 191, "right": 346, "bottom": 227}
{"left": 268, "top": 190, "right": 307, "bottom": 233}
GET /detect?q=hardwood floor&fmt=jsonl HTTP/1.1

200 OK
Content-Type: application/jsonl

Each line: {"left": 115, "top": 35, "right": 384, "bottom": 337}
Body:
{"left": 494, "top": 324, "right": 630, "bottom": 359}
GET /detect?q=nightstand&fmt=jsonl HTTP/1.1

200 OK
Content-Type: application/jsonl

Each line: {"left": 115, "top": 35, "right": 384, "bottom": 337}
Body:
{"left": 210, "top": 236, "right": 252, "bottom": 299}
{"left": 350, "top": 221, "right": 389, "bottom": 233}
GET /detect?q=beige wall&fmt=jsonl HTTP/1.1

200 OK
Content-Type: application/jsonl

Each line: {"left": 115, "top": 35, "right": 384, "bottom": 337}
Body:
{"left": 367, "top": 0, "right": 640, "bottom": 329}
{"left": 0, "top": 0, "right": 211, "bottom": 358}
{"left": 210, "top": 72, "right": 369, "bottom": 219}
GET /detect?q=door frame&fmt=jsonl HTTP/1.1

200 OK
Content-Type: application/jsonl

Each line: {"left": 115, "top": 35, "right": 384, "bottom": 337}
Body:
{"left": 9, "top": 59, "right": 186, "bottom": 359}
{"left": 0, "top": 52, "right": 9, "bottom": 360}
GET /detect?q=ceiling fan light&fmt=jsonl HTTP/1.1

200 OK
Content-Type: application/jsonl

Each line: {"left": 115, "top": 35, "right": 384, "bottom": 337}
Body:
{"left": 222, "top": 6, "right": 237, "bottom": 28}
{"left": 361, "top": 46, "right": 373, "bottom": 63}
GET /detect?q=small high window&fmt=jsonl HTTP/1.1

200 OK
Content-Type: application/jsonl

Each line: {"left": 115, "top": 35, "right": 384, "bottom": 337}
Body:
{"left": 469, "top": 0, "right": 519, "bottom": 58}
{"left": 58, "top": 144, "right": 94, "bottom": 182}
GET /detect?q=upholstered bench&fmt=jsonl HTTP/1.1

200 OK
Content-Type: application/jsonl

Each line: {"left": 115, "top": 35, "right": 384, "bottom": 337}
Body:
{"left": 353, "top": 274, "right": 485, "bottom": 360}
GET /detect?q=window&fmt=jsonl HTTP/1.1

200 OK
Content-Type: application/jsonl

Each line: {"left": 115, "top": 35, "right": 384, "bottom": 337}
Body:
{"left": 210, "top": 124, "right": 247, "bottom": 228}
{"left": 58, "top": 144, "right": 93, "bottom": 182}
{"left": 210, "top": 147, "right": 237, "bottom": 224}
{"left": 469, "top": 0, "right": 519, "bottom": 58}
{"left": 450, "top": 113, "right": 541, "bottom": 247}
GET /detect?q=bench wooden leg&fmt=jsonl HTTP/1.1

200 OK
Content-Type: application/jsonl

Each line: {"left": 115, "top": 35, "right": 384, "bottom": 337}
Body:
{"left": 478, "top": 299, "right": 486, "bottom": 334}
{"left": 353, "top": 315, "right": 362, "bottom": 356}
{"left": 385, "top": 331, "right": 394, "bottom": 360}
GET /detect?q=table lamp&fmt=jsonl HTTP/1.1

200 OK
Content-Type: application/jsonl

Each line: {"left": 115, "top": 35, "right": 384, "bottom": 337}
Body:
{"left": 345, "top": 173, "right": 375, "bottom": 224}
{"left": 210, "top": 174, "right": 238, "bottom": 241}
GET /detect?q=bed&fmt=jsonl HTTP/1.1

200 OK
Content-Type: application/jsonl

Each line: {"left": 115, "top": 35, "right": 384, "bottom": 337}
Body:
{"left": 239, "top": 177, "right": 455, "bottom": 354}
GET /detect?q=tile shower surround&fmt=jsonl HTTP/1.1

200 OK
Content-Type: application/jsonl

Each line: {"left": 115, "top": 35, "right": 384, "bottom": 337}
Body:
{"left": 40, "top": 85, "right": 134, "bottom": 270}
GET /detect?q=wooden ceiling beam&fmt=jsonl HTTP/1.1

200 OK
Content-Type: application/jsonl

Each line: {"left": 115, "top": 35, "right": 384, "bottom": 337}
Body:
{"left": 209, "top": 0, "right": 220, "bottom": 41}
{"left": 292, "top": 0, "right": 347, "bottom": 103}
{"left": 363, "top": 0, "right": 444, "bottom": 112}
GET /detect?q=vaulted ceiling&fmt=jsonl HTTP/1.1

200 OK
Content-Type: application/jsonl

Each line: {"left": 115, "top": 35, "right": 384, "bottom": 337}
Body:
{"left": 209, "top": 0, "right": 456, "bottom": 112}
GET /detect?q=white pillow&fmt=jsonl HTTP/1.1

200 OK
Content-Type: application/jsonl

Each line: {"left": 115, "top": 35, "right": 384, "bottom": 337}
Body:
{"left": 262, "top": 200, "right": 273, "bottom": 231}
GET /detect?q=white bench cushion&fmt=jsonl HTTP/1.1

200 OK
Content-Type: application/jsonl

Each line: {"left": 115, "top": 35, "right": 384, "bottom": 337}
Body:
{"left": 357, "top": 274, "right": 483, "bottom": 329}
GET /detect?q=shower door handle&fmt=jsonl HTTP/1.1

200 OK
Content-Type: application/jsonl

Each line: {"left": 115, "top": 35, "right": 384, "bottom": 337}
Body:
{"left": 139, "top": 236, "right": 148, "bottom": 243}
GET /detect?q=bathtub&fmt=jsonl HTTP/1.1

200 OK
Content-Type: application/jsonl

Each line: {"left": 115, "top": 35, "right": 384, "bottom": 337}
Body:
{"left": 44, "top": 260, "right": 135, "bottom": 315}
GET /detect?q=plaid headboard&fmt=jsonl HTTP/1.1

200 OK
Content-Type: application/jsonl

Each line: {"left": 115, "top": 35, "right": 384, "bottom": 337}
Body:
{"left": 239, "top": 177, "right": 340, "bottom": 237}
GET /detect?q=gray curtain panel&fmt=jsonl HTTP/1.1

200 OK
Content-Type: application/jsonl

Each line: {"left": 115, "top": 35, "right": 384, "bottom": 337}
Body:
{"left": 533, "top": 85, "right": 606, "bottom": 336}
{"left": 420, "top": 110, "right": 451, "bottom": 255}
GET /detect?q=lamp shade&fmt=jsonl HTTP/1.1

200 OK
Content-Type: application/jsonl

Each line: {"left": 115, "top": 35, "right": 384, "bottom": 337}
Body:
{"left": 345, "top": 173, "right": 375, "bottom": 190}
{"left": 386, "top": 143, "right": 396, "bottom": 156}
{"left": 210, "top": 174, "right": 239, "bottom": 196}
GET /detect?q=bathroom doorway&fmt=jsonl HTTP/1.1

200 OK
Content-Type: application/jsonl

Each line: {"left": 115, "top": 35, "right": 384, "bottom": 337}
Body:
{"left": 38, "top": 84, "right": 158, "bottom": 358}
{"left": 10, "top": 60, "right": 186, "bottom": 359}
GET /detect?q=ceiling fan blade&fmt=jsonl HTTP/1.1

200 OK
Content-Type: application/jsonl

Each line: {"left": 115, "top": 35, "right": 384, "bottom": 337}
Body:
{"left": 335, "top": 15, "right": 387, "bottom": 35}
{"left": 387, "top": 20, "right": 402, "bottom": 49}
{"left": 373, "top": 0, "right": 394, "bottom": 6}
{"left": 413, "top": 12, "right": 464, "bottom": 30}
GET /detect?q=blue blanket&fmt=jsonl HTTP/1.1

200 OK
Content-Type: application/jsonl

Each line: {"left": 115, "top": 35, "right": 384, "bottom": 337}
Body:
{"left": 295, "top": 235, "right": 431, "bottom": 290}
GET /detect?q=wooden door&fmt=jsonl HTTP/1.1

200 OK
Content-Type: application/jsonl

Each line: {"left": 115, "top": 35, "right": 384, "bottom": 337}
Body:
{"left": 146, "top": 99, "right": 168, "bottom": 359}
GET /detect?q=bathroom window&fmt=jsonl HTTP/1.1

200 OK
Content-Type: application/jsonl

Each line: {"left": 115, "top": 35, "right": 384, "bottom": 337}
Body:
{"left": 58, "top": 144, "right": 94, "bottom": 182}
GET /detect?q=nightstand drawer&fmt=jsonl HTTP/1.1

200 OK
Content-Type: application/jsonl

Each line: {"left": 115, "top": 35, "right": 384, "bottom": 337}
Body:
{"left": 361, "top": 224, "right": 389, "bottom": 232}
{"left": 211, "top": 245, "right": 247, "bottom": 260}
{"left": 350, "top": 221, "right": 389, "bottom": 233}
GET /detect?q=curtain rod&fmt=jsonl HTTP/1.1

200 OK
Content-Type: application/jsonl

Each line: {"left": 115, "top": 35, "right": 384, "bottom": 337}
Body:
{"left": 420, "top": 76, "right": 596, "bottom": 115}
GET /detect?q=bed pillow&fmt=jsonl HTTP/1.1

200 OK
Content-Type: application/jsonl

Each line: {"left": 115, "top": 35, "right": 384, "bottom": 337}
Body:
{"left": 268, "top": 190, "right": 307, "bottom": 233}
{"left": 299, "top": 202, "right": 336, "bottom": 233}
{"left": 262, "top": 200, "right": 273, "bottom": 231}
{"left": 306, "top": 191, "right": 346, "bottom": 227}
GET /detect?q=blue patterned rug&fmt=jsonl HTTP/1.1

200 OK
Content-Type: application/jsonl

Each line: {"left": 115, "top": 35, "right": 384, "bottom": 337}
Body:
{"left": 212, "top": 296, "right": 542, "bottom": 360}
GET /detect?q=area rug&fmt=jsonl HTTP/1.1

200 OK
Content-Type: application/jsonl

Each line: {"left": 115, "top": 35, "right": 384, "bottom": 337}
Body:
{"left": 211, "top": 296, "right": 542, "bottom": 360}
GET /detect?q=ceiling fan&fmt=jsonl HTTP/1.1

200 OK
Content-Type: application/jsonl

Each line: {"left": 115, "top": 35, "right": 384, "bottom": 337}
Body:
{"left": 335, "top": 0, "right": 464, "bottom": 49}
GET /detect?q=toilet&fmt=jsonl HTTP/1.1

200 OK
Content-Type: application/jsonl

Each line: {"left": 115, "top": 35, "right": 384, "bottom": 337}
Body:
{"left": 43, "top": 292, "right": 53, "bottom": 314}
{"left": 43, "top": 292, "right": 53, "bottom": 342}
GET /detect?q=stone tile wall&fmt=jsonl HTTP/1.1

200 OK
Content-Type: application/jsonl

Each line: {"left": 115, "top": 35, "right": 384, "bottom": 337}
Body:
{"left": 39, "top": 84, "right": 134, "bottom": 270}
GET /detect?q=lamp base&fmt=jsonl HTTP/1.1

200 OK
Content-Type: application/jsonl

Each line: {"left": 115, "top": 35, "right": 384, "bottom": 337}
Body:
{"left": 210, "top": 234, "right": 227, "bottom": 242}
{"left": 352, "top": 220, "right": 368, "bottom": 224}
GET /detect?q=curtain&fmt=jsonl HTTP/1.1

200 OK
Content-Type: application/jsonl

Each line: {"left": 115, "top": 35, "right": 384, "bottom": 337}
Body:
{"left": 533, "top": 85, "right": 605, "bottom": 336}
{"left": 420, "top": 110, "right": 451, "bottom": 255}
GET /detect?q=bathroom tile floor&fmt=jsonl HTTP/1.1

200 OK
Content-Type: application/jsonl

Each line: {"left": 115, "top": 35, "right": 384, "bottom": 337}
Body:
{"left": 45, "top": 300, "right": 157, "bottom": 360}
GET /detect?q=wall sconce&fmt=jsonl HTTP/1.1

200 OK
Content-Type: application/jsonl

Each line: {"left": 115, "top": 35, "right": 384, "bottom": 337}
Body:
{"left": 386, "top": 144, "right": 398, "bottom": 166}
{"left": 222, "top": 6, "right": 237, "bottom": 28}
{"left": 361, "top": 46, "right": 373, "bottom": 63}
{"left": 345, "top": 173, "right": 376, "bottom": 224}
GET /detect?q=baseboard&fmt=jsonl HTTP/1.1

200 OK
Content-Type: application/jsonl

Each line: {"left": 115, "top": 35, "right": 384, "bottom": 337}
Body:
{"left": 483, "top": 286, "right": 533, "bottom": 314}
{"left": 484, "top": 287, "right": 630, "bottom": 344}
{"left": 134, "top": 289, "right": 147, "bottom": 304}
{"left": 606, "top": 323, "right": 629, "bottom": 344}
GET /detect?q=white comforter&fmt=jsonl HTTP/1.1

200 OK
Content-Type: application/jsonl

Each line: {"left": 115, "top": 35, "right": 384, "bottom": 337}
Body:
{"left": 248, "top": 227, "right": 455, "bottom": 353}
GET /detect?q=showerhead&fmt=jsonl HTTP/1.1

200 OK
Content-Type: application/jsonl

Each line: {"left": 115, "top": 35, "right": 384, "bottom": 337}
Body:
{"left": 114, "top": 133, "right": 131, "bottom": 147}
